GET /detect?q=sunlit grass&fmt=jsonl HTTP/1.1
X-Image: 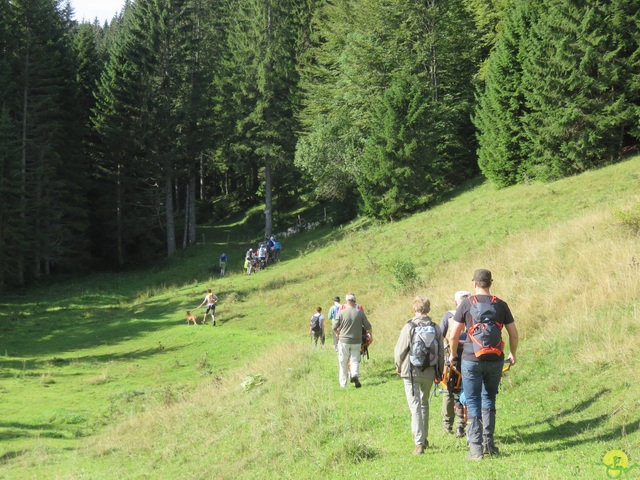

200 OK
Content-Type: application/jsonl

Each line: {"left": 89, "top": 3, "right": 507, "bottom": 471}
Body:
{"left": 0, "top": 156, "right": 638, "bottom": 478}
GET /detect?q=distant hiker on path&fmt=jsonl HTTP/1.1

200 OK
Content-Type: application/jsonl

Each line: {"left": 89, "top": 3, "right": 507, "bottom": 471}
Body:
{"left": 440, "top": 290, "right": 470, "bottom": 438}
{"left": 394, "top": 295, "right": 444, "bottom": 454}
{"left": 245, "top": 248, "right": 254, "bottom": 275}
{"left": 328, "top": 296, "right": 341, "bottom": 352}
{"left": 197, "top": 289, "right": 219, "bottom": 326}
{"left": 219, "top": 253, "right": 228, "bottom": 277}
{"left": 272, "top": 237, "right": 281, "bottom": 261}
{"left": 448, "top": 269, "right": 519, "bottom": 460}
{"left": 333, "top": 293, "right": 372, "bottom": 388}
{"left": 309, "top": 307, "right": 325, "bottom": 347}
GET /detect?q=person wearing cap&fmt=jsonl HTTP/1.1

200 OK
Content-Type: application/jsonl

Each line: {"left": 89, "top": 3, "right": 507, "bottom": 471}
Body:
{"left": 327, "top": 296, "right": 342, "bottom": 352}
{"left": 394, "top": 295, "right": 444, "bottom": 454}
{"left": 440, "top": 290, "right": 470, "bottom": 437}
{"left": 245, "top": 248, "right": 254, "bottom": 275}
{"left": 333, "top": 293, "right": 372, "bottom": 388}
{"left": 448, "top": 269, "right": 519, "bottom": 460}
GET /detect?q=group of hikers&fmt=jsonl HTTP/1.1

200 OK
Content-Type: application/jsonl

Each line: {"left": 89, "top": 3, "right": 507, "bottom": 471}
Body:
{"left": 244, "top": 236, "right": 281, "bottom": 275}
{"left": 214, "top": 236, "right": 282, "bottom": 278}
{"left": 309, "top": 268, "right": 519, "bottom": 460}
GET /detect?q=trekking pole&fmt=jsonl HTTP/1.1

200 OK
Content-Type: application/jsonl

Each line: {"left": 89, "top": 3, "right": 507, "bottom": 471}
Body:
{"left": 410, "top": 368, "right": 415, "bottom": 397}
{"left": 429, "top": 382, "right": 439, "bottom": 404}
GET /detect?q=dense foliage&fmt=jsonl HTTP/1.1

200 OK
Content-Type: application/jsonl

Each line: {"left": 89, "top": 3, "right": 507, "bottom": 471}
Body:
{"left": 475, "top": 0, "right": 640, "bottom": 185}
{"left": 0, "top": 0, "right": 638, "bottom": 288}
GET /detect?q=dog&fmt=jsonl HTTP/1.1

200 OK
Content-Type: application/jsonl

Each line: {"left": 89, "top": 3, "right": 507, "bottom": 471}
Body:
{"left": 186, "top": 311, "right": 198, "bottom": 326}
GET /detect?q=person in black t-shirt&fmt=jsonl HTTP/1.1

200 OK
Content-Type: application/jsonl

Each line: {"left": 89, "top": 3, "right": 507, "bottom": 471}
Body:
{"left": 448, "top": 269, "right": 519, "bottom": 460}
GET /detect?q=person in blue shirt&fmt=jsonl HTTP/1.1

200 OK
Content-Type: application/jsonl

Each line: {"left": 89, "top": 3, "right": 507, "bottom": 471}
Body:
{"left": 219, "top": 253, "right": 228, "bottom": 277}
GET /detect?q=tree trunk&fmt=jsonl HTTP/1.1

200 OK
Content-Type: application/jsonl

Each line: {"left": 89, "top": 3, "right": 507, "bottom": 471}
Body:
{"left": 188, "top": 162, "right": 197, "bottom": 244}
{"left": 183, "top": 181, "right": 189, "bottom": 248}
{"left": 199, "top": 152, "right": 204, "bottom": 200}
{"left": 117, "top": 162, "right": 124, "bottom": 267}
{"left": 17, "top": 48, "right": 29, "bottom": 286}
{"left": 265, "top": 161, "right": 273, "bottom": 238}
{"left": 263, "top": 0, "right": 274, "bottom": 240}
{"left": 165, "top": 159, "right": 176, "bottom": 256}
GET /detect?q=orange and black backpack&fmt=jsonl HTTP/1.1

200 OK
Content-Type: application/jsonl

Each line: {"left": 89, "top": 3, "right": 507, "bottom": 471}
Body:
{"left": 467, "top": 295, "right": 504, "bottom": 360}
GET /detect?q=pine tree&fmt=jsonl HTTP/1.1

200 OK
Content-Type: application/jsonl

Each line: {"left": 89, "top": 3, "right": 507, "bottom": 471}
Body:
{"left": 92, "top": 0, "right": 220, "bottom": 263}
{"left": 10, "top": 0, "right": 90, "bottom": 282}
{"left": 92, "top": 4, "right": 157, "bottom": 267}
{"left": 474, "top": 2, "right": 539, "bottom": 187}
{"left": 521, "top": 0, "right": 640, "bottom": 180}
{"left": 226, "top": 0, "right": 304, "bottom": 237}
{"left": 298, "top": 0, "right": 481, "bottom": 218}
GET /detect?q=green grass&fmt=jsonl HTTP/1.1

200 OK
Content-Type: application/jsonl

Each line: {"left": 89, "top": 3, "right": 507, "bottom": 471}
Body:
{"left": 0, "top": 156, "right": 639, "bottom": 479}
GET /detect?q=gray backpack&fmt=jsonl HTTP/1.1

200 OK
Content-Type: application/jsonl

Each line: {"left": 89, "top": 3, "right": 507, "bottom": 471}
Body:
{"left": 409, "top": 320, "right": 438, "bottom": 371}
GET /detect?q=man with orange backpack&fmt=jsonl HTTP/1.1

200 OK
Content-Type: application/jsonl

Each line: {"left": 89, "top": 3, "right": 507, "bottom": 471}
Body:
{"left": 448, "top": 269, "right": 519, "bottom": 460}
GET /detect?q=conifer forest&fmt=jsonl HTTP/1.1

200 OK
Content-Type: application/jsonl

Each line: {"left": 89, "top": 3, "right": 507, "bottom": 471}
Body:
{"left": 0, "top": 0, "right": 638, "bottom": 288}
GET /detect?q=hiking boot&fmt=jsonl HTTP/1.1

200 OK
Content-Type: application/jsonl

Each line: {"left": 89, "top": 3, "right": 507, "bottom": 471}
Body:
{"left": 482, "top": 443, "right": 500, "bottom": 455}
{"left": 466, "top": 451, "right": 484, "bottom": 461}
{"left": 413, "top": 445, "right": 424, "bottom": 455}
{"left": 456, "top": 427, "right": 466, "bottom": 438}
{"left": 466, "top": 417, "right": 483, "bottom": 460}
{"left": 353, "top": 376, "right": 362, "bottom": 388}
{"left": 213, "top": 320, "right": 217, "bottom": 326}
{"left": 481, "top": 408, "right": 498, "bottom": 455}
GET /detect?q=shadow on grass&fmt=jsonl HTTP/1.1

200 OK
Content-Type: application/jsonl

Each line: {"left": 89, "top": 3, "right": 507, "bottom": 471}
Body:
{"left": 0, "top": 282, "right": 249, "bottom": 360}
{"left": 503, "top": 388, "right": 638, "bottom": 451}
{"left": 0, "top": 204, "right": 351, "bottom": 364}
{"left": 0, "top": 449, "right": 29, "bottom": 463}
{"left": 0, "top": 420, "right": 84, "bottom": 447}
{"left": 0, "top": 344, "right": 188, "bottom": 374}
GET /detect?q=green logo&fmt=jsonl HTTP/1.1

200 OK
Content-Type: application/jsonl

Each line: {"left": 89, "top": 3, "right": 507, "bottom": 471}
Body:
{"left": 601, "top": 450, "right": 639, "bottom": 479}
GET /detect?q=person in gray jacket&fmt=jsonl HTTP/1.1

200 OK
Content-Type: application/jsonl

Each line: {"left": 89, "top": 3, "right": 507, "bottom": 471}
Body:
{"left": 394, "top": 295, "right": 444, "bottom": 454}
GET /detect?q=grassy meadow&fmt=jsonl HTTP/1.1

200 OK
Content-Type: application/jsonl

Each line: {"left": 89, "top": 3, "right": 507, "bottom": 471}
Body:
{"left": 1, "top": 156, "right": 639, "bottom": 479}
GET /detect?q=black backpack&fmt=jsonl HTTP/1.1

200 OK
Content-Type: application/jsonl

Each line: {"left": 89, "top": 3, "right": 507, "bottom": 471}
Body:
{"left": 467, "top": 296, "right": 504, "bottom": 360}
{"left": 310, "top": 314, "right": 322, "bottom": 333}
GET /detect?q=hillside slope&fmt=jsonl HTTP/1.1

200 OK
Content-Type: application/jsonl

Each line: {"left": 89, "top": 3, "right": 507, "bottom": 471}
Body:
{"left": 1, "top": 156, "right": 639, "bottom": 479}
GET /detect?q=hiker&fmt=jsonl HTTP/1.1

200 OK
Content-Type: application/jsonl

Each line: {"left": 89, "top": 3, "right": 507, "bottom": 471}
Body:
{"left": 333, "top": 293, "right": 372, "bottom": 388}
{"left": 245, "top": 248, "right": 254, "bottom": 275}
{"left": 257, "top": 243, "right": 267, "bottom": 266}
{"left": 309, "top": 306, "right": 325, "bottom": 347}
{"left": 219, "top": 253, "right": 228, "bottom": 277}
{"left": 272, "top": 237, "right": 281, "bottom": 261}
{"left": 440, "top": 290, "right": 470, "bottom": 438}
{"left": 197, "top": 289, "right": 219, "bottom": 326}
{"left": 394, "top": 295, "right": 444, "bottom": 454}
{"left": 327, "top": 296, "right": 341, "bottom": 352}
{"left": 448, "top": 269, "right": 519, "bottom": 460}
{"left": 266, "top": 237, "right": 275, "bottom": 263}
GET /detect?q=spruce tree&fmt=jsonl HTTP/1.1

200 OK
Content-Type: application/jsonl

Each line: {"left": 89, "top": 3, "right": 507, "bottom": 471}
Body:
{"left": 10, "top": 0, "right": 89, "bottom": 281}
{"left": 225, "top": 0, "right": 302, "bottom": 237}
{"left": 298, "top": 0, "right": 480, "bottom": 218}
{"left": 474, "top": 2, "right": 539, "bottom": 186}
{"left": 522, "top": 0, "right": 640, "bottom": 180}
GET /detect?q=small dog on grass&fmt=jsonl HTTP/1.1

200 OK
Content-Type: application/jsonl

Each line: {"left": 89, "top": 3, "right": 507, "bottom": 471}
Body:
{"left": 186, "top": 311, "right": 198, "bottom": 326}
